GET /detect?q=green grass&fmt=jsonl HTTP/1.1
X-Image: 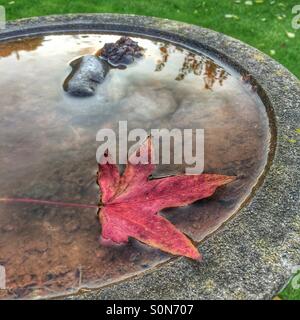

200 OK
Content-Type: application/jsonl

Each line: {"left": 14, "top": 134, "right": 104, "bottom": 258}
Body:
{"left": 0, "top": 0, "right": 299, "bottom": 300}
{"left": 0, "top": 0, "right": 299, "bottom": 78}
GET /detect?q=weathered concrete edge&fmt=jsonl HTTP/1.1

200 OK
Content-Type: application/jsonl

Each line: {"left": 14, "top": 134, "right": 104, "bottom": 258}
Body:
{"left": 1, "top": 14, "right": 299, "bottom": 300}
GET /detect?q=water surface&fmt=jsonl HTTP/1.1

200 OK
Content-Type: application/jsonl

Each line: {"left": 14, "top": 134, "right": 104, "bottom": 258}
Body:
{"left": 0, "top": 34, "right": 270, "bottom": 299}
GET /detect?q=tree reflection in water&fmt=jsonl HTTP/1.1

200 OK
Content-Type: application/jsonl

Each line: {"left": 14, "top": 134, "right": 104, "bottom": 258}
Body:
{"left": 0, "top": 37, "right": 44, "bottom": 60}
{"left": 155, "top": 44, "right": 228, "bottom": 90}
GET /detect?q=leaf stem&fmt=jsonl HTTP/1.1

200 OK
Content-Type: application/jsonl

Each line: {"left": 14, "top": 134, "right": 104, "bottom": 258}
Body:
{"left": 0, "top": 198, "right": 98, "bottom": 209}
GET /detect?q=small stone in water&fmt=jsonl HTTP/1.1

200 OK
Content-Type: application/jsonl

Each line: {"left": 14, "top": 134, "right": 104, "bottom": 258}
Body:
{"left": 64, "top": 37, "right": 144, "bottom": 97}
{"left": 63, "top": 55, "right": 109, "bottom": 97}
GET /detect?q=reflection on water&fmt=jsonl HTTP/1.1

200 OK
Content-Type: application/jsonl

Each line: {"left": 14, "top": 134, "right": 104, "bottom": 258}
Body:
{"left": 155, "top": 44, "right": 228, "bottom": 90}
{"left": 0, "top": 34, "right": 270, "bottom": 299}
{"left": 155, "top": 44, "right": 171, "bottom": 72}
{"left": 0, "top": 37, "right": 44, "bottom": 60}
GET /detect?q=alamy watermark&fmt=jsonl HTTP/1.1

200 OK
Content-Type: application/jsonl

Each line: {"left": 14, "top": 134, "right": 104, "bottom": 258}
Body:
{"left": 0, "top": 6, "right": 5, "bottom": 30}
{"left": 290, "top": 265, "right": 300, "bottom": 290}
{"left": 0, "top": 265, "right": 5, "bottom": 289}
{"left": 292, "top": 5, "right": 300, "bottom": 29}
{"left": 96, "top": 121, "right": 204, "bottom": 174}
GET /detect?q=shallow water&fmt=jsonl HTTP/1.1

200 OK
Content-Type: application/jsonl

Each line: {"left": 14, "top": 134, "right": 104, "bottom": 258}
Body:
{"left": 0, "top": 34, "right": 270, "bottom": 299}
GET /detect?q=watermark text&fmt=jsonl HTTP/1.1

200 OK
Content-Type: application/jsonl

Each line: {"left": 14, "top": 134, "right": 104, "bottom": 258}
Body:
{"left": 96, "top": 121, "right": 204, "bottom": 174}
{"left": 0, "top": 6, "right": 6, "bottom": 30}
{"left": 292, "top": 5, "right": 300, "bottom": 29}
{"left": 291, "top": 265, "right": 300, "bottom": 290}
{"left": 0, "top": 265, "right": 5, "bottom": 289}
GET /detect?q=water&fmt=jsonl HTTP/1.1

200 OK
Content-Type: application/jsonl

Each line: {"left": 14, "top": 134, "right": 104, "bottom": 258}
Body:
{"left": 0, "top": 34, "right": 271, "bottom": 299}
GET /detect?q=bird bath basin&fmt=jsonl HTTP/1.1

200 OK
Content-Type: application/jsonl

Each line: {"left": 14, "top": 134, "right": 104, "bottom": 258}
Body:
{"left": 0, "top": 14, "right": 299, "bottom": 300}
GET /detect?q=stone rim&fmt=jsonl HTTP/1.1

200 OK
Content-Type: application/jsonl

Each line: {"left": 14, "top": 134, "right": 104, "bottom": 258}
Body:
{"left": 0, "top": 14, "right": 299, "bottom": 300}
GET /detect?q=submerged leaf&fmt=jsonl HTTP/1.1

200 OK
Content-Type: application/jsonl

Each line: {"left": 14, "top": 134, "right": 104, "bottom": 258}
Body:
{"left": 97, "top": 137, "right": 235, "bottom": 259}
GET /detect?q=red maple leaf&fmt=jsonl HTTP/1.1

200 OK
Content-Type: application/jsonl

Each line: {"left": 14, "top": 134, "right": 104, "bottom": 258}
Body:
{"left": 0, "top": 137, "right": 235, "bottom": 260}
{"left": 97, "top": 137, "right": 235, "bottom": 260}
